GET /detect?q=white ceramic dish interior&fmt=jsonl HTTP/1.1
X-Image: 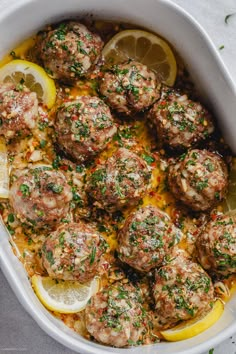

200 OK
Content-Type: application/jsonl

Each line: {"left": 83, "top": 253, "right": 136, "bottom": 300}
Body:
{"left": 0, "top": 0, "right": 236, "bottom": 353}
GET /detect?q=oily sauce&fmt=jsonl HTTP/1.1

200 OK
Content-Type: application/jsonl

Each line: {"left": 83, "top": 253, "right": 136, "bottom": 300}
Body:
{"left": 0, "top": 20, "right": 233, "bottom": 344}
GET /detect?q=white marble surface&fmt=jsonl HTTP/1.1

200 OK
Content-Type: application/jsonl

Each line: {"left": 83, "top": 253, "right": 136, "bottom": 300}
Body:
{"left": 0, "top": 0, "right": 236, "bottom": 353}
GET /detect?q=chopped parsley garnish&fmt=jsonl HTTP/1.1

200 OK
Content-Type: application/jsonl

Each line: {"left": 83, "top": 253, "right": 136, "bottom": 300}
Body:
{"left": 175, "top": 295, "right": 195, "bottom": 317}
{"left": 7, "top": 213, "right": 15, "bottom": 223}
{"left": 98, "top": 224, "right": 109, "bottom": 233}
{"left": 40, "top": 139, "right": 47, "bottom": 148}
{"left": 59, "top": 232, "right": 65, "bottom": 246}
{"left": 85, "top": 33, "right": 93, "bottom": 41}
{"left": 52, "top": 155, "right": 61, "bottom": 169}
{"left": 45, "top": 250, "right": 54, "bottom": 265}
{"left": 90, "top": 246, "right": 96, "bottom": 265}
{"left": 10, "top": 51, "right": 17, "bottom": 59}
{"left": 71, "top": 187, "right": 83, "bottom": 207}
{"left": 74, "top": 121, "right": 89, "bottom": 140}
{"left": 191, "top": 151, "right": 199, "bottom": 159}
{"left": 90, "top": 169, "right": 107, "bottom": 185}
{"left": 70, "top": 62, "right": 83, "bottom": 75}
{"left": 76, "top": 165, "right": 84, "bottom": 173}
{"left": 45, "top": 41, "right": 55, "bottom": 49}
{"left": 142, "top": 154, "right": 155, "bottom": 165}
{"left": 7, "top": 224, "right": 15, "bottom": 235}
{"left": 19, "top": 184, "right": 30, "bottom": 197}
{"left": 186, "top": 159, "right": 196, "bottom": 166}
{"left": 47, "top": 182, "right": 63, "bottom": 194}
{"left": 55, "top": 23, "right": 67, "bottom": 40}
{"left": 125, "top": 84, "right": 139, "bottom": 98}
{"left": 119, "top": 127, "right": 133, "bottom": 139}
{"left": 77, "top": 40, "right": 87, "bottom": 55}
{"left": 195, "top": 179, "right": 208, "bottom": 191}
{"left": 179, "top": 152, "right": 187, "bottom": 161}
{"left": 215, "top": 191, "right": 220, "bottom": 200}
{"left": 65, "top": 102, "right": 81, "bottom": 112}
{"left": 116, "top": 86, "right": 123, "bottom": 93}
{"left": 45, "top": 67, "right": 53, "bottom": 76}
{"left": 113, "top": 66, "right": 129, "bottom": 75}
{"left": 206, "top": 162, "right": 215, "bottom": 172}
{"left": 61, "top": 44, "right": 68, "bottom": 51}
{"left": 38, "top": 121, "right": 49, "bottom": 131}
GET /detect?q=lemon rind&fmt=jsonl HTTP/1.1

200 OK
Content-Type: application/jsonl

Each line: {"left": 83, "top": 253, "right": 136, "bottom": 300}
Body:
{"left": 32, "top": 275, "right": 99, "bottom": 314}
{"left": 160, "top": 300, "right": 224, "bottom": 342}
{"left": 102, "top": 29, "right": 177, "bottom": 86}
{"left": 0, "top": 59, "right": 56, "bottom": 108}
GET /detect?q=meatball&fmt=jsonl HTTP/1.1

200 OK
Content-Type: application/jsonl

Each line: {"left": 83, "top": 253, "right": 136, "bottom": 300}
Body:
{"left": 148, "top": 88, "right": 214, "bottom": 149}
{"left": 85, "top": 282, "right": 146, "bottom": 347}
{"left": 118, "top": 205, "right": 183, "bottom": 272}
{"left": 0, "top": 83, "right": 38, "bottom": 140}
{"left": 86, "top": 148, "right": 151, "bottom": 211}
{"left": 9, "top": 167, "right": 72, "bottom": 228}
{"left": 55, "top": 96, "right": 117, "bottom": 162}
{"left": 197, "top": 214, "right": 236, "bottom": 276}
{"left": 153, "top": 255, "right": 214, "bottom": 326}
{"left": 99, "top": 60, "right": 160, "bottom": 116}
{"left": 42, "top": 222, "right": 107, "bottom": 282}
{"left": 38, "top": 21, "right": 103, "bottom": 82}
{"left": 168, "top": 149, "right": 228, "bottom": 211}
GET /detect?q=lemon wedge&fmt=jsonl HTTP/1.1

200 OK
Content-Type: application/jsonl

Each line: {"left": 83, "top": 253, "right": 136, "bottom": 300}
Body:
{"left": 0, "top": 137, "right": 9, "bottom": 199}
{"left": 32, "top": 275, "right": 100, "bottom": 314}
{"left": 222, "top": 157, "right": 236, "bottom": 213}
{"left": 160, "top": 300, "right": 224, "bottom": 342}
{"left": 0, "top": 59, "right": 56, "bottom": 108}
{"left": 102, "top": 29, "right": 177, "bottom": 86}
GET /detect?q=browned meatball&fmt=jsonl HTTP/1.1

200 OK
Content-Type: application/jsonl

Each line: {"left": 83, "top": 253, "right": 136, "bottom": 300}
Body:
{"left": 99, "top": 60, "right": 160, "bottom": 116}
{"left": 0, "top": 83, "right": 38, "bottom": 140}
{"left": 197, "top": 214, "right": 236, "bottom": 276}
{"left": 38, "top": 22, "right": 103, "bottom": 82}
{"left": 55, "top": 96, "right": 117, "bottom": 162}
{"left": 41, "top": 222, "right": 107, "bottom": 282}
{"left": 118, "top": 205, "right": 183, "bottom": 272}
{"left": 85, "top": 282, "right": 147, "bottom": 347}
{"left": 168, "top": 149, "right": 228, "bottom": 211}
{"left": 153, "top": 254, "right": 214, "bottom": 326}
{"left": 86, "top": 148, "right": 151, "bottom": 211}
{"left": 148, "top": 88, "right": 214, "bottom": 149}
{"left": 9, "top": 167, "right": 72, "bottom": 229}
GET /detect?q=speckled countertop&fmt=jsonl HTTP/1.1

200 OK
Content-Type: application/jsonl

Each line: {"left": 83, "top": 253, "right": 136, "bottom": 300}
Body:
{"left": 0, "top": 0, "right": 236, "bottom": 353}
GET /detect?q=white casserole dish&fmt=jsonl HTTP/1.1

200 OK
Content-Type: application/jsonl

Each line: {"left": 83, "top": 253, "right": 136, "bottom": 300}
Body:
{"left": 0, "top": 0, "right": 236, "bottom": 353}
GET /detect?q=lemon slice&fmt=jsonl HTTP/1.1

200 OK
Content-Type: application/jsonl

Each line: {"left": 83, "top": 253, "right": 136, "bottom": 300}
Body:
{"left": 32, "top": 275, "right": 100, "bottom": 314}
{"left": 160, "top": 300, "right": 224, "bottom": 342}
{"left": 0, "top": 59, "right": 56, "bottom": 108}
{"left": 102, "top": 29, "right": 177, "bottom": 86}
{"left": 0, "top": 137, "right": 9, "bottom": 198}
{"left": 222, "top": 157, "right": 236, "bottom": 213}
